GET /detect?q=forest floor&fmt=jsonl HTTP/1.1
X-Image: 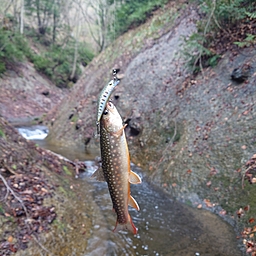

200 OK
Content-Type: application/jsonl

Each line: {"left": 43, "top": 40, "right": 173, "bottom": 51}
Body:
{"left": 0, "top": 118, "right": 89, "bottom": 255}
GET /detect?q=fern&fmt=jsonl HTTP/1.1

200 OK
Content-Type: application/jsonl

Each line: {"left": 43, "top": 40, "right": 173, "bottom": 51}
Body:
{"left": 245, "top": 11, "right": 256, "bottom": 19}
{"left": 182, "top": 0, "right": 255, "bottom": 74}
{"left": 234, "top": 34, "right": 256, "bottom": 48}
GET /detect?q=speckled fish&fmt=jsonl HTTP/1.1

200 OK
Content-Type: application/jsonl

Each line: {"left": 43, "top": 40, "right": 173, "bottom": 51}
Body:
{"left": 92, "top": 101, "right": 141, "bottom": 234}
{"left": 96, "top": 78, "right": 120, "bottom": 131}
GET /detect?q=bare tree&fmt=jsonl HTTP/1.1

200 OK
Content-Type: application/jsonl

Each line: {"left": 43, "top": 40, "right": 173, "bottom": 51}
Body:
{"left": 20, "top": 0, "right": 24, "bottom": 34}
{"left": 70, "top": 4, "right": 81, "bottom": 81}
{"left": 75, "top": 0, "right": 116, "bottom": 53}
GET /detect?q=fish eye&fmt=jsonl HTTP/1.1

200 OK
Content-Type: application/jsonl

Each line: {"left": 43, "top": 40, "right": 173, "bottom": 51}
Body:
{"left": 108, "top": 102, "right": 114, "bottom": 108}
{"left": 103, "top": 109, "right": 108, "bottom": 115}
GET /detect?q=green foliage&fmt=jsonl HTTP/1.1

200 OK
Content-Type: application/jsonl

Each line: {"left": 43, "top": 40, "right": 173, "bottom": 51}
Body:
{"left": 234, "top": 33, "right": 256, "bottom": 48}
{"left": 182, "top": 33, "right": 220, "bottom": 73}
{"left": 29, "top": 40, "right": 94, "bottom": 88}
{"left": 78, "top": 44, "right": 95, "bottom": 67}
{"left": 198, "top": 0, "right": 247, "bottom": 28}
{"left": 0, "top": 29, "right": 28, "bottom": 74}
{"left": 110, "top": 0, "right": 168, "bottom": 38}
{"left": 245, "top": 10, "right": 256, "bottom": 19}
{"left": 0, "top": 23, "right": 94, "bottom": 87}
{"left": 182, "top": 0, "right": 255, "bottom": 73}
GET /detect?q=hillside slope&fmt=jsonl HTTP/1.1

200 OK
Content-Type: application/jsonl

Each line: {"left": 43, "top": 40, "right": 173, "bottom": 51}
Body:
{"left": 0, "top": 61, "right": 67, "bottom": 125}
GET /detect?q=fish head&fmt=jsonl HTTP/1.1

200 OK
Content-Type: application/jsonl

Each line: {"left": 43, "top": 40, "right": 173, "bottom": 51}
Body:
{"left": 101, "top": 102, "right": 123, "bottom": 133}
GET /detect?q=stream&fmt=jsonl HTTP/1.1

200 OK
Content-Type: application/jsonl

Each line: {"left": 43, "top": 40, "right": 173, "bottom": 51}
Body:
{"left": 17, "top": 125, "right": 243, "bottom": 256}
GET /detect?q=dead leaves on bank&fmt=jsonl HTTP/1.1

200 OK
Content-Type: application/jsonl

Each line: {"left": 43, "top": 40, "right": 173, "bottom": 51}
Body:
{"left": 243, "top": 154, "right": 256, "bottom": 188}
{"left": 238, "top": 153, "right": 256, "bottom": 256}
{"left": 0, "top": 167, "right": 56, "bottom": 255}
{"left": 0, "top": 118, "right": 87, "bottom": 255}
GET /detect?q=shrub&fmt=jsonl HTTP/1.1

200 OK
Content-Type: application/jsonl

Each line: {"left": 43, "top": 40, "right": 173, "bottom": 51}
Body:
{"left": 0, "top": 29, "right": 28, "bottom": 74}
{"left": 182, "top": 0, "right": 255, "bottom": 73}
{"left": 31, "top": 41, "right": 94, "bottom": 88}
{"left": 110, "top": 0, "right": 168, "bottom": 38}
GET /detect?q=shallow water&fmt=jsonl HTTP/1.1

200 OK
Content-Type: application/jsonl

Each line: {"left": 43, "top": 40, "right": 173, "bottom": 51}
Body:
{"left": 17, "top": 126, "right": 242, "bottom": 256}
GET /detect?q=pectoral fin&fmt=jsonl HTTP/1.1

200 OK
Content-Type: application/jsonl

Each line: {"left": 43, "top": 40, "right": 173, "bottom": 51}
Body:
{"left": 129, "top": 170, "right": 142, "bottom": 184}
{"left": 91, "top": 167, "right": 106, "bottom": 182}
{"left": 129, "top": 195, "right": 140, "bottom": 211}
{"left": 112, "top": 124, "right": 127, "bottom": 138}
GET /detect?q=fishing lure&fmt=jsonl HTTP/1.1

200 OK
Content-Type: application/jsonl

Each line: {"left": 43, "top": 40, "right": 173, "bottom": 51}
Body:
{"left": 96, "top": 70, "right": 120, "bottom": 133}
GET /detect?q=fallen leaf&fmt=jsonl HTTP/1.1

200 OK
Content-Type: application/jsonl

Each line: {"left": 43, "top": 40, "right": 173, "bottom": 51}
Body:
{"left": 219, "top": 209, "right": 226, "bottom": 215}
{"left": 206, "top": 181, "right": 211, "bottom": 187}
{"left": 237, "top": 208, "right": 245, "bottom": 218}
{"left": 244, "top": 205, "right": 250, "bottom": 211}
{"left": 204, "top": 199, "right": 213, "bottom": 207}
{"left": 249, "top": 218, "right": 255, "bottom": 224}
{"left": 241, "top": 145, "right": 247, "bottom": 150}
{"left": 252, "top": 178, "right": 256, "bottom": 183}
{"left": 7, "top": 236, "right": 13, "bottom": 243}
{"left": 243, "top": 110, "right": 250, "bottom": 115}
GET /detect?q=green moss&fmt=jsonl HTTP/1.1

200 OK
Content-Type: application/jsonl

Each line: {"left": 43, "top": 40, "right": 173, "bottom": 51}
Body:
{"left": 52, "top": 219, "right": 65, "bottom": 231}
{"left": 0, "top": 129, "right": 5, "bottom": 138}
{"left": 63, "top": 166, "right": 72, "bottom": 176}
{"left": 58, "top": 186, "right": 67, "bottom": 196}
{"left": 71, "top": 115, "right": 78, "bottom": 123}
{"left": 0, "top": 205, "right": 4, "bottom": 214}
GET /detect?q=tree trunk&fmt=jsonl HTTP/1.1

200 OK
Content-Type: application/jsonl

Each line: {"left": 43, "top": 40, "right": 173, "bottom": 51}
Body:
{"left": 20, "top": 0, "right": 24, "bottom": 34}
{"left": 70, "top": 8, "right": 80, "bottom": 81}
{"left": 52, "top": 0, "right": 57, "bottom": 43}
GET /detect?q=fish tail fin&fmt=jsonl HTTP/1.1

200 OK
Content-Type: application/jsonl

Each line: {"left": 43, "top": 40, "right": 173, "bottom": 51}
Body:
{"left": 113, "top": 214, "right": 137, "bottom": 234}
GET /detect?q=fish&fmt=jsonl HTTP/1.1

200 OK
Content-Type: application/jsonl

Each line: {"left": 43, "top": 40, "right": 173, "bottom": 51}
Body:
{"left": 96, "top": 78, "right": 120, "bottom": 132}
{"left": 92, "top": 101, "right": 141, "bottom": 234}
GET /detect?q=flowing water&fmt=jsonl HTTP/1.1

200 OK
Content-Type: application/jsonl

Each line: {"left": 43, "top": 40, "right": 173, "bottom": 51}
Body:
{"left": 17, "top": 126, "right": 243, "bottom": 256}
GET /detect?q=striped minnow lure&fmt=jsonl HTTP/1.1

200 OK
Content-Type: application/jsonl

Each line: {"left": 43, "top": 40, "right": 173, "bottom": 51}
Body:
{"left": 92, "top": 101, "right": 141, "bottom": 234}
{"left": 96, "top": 78, "right": 120, "bottom": 133}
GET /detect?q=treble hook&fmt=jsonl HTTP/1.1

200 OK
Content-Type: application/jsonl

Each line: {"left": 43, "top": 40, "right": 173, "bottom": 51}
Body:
{"left": 112, "top": 69, "right": 120, "bottom": 81}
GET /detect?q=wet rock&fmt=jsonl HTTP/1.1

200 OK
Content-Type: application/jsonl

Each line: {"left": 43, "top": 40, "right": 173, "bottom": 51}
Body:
{"left": 127, "top": 118, "right": 141, "bottom": 136}
{"left": 41, "top": 90, "right": 50, "bottom": 96}
{"left": 231, "top": 64, "right": 252, "bottom": 83}
{"left": 76, "top": 119, "right": 83, "bottom": 130}
{"left": 84, "top": 137, "right": 91, "bottom": 146}
{"left": 68, "top": 113, "right": 74, "bottom": 120}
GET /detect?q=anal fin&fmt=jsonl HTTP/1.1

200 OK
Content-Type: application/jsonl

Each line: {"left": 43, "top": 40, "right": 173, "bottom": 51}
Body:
{"left": 129, "top": 195, "right": 140, "bottom": 211}
{"left": 91, "top": 167, "right": 106, "bottom": 182}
